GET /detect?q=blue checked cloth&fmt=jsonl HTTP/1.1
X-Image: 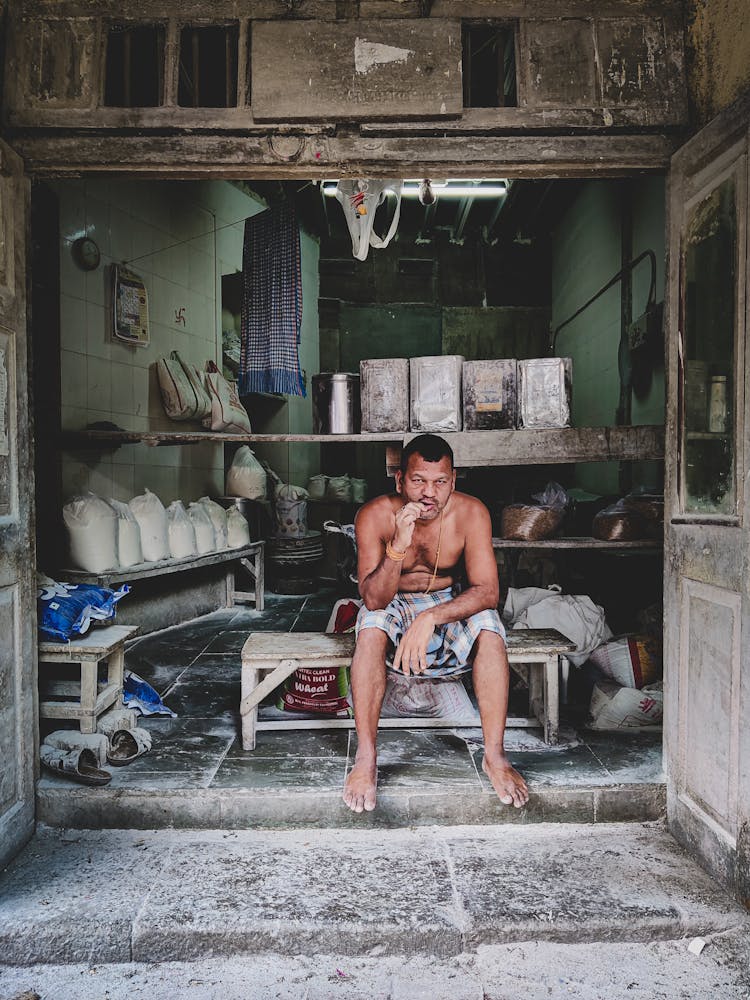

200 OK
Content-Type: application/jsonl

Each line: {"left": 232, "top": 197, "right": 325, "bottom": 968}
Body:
{"left": 239, "top": 203, "right": 306, "bottom": 397}
{"left": 356, "top": 586, "right": 506, "bottom": 678}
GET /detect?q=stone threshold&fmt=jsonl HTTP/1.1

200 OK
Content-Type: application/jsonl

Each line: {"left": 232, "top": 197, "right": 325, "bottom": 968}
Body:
{"left": 37, "top": 781, "right": 665, "bottom": 830}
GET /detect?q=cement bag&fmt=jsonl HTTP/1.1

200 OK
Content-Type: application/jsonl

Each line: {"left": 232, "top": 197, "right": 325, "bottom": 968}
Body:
{"left": 509, "top": 591, "right": 612, "bottom": 667}
{"left": 156, "top": 351, "right": 207, "bottom": 421}
{"left": 129, "top": 489, "right": 169, "bottom": 563}
{"left": 351, "top": 478, "right": 368, "bottom": 503}
{"left": 203, "top": 361, "right": 252, "bottom": 434}
{"left": 108, "top": 498, "right": 143, "bottom": 568}
{"left": 275, "top": 483, "right": 308, "bottom": 538}
{"left": 63, "top": 493, "right": 118, "bottom": 573}
{"left": 227, "top": 506, "right": 251, "bottom": 548}
{"left": 188, "top": 501, "right": 216, "bottom": 554}
{"left": 326, "top": 474, "right": 352, "bottom": 502}
{"left": 226, "top": 446, "right": 266, "bottom": 500}
{"left": 199, "top": 497, "right": 228, "bottom": 549}
{"left": 589, "top": 680, "right": 663, "bottom": 730}
{"left": 588, "top": 634, "right": 662, "bottom": 689}
{"left": 307, "top": 474, "right": 328, "bottom": 500}
{"left": 167, "top": 501, "right": 197, "bottom": 559}
{"left": 37, "top": 575, "right": 129, "bottom": 642}
{"left": 381, "top": 673, "right": 478, "bottom": 721}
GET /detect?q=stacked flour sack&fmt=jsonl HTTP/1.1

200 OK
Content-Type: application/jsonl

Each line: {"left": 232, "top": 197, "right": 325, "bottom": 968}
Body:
{"left": 63, "top": 491, "right": 249, "bottom": 573}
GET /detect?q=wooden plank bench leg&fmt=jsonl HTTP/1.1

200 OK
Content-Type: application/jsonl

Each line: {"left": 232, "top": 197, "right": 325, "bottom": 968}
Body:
{"left": 79, "top": 656, "right": 98, "bottom": 733}
{"left": 241, "top": 666, "right": 260, "bottom": 750}
{"left": 543, "top": 654, "right": 560, "bottom": 746}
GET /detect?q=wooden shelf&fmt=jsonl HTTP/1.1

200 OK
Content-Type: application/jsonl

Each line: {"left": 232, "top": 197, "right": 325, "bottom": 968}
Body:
{"left": 60, "top": 424, "right": 665, "bottom": 466}
{"left": 60, "top": 429, "right": 406, "bottom": 448}
{"left": 59, "top": 543, "right": 264, "bottom": 587}
{"left": 492, "top": 536, "right": 662, "bottom": 551}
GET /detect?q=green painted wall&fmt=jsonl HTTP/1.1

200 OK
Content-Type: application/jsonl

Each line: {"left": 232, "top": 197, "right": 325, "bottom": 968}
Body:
{"left": 551, "top": 177, "right": 665, "bottom": 496}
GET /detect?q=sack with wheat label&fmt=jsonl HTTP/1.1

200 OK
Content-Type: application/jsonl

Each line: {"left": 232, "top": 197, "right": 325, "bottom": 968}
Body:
{"left": 203, "top": 361, "right": 252, "bottom": 434}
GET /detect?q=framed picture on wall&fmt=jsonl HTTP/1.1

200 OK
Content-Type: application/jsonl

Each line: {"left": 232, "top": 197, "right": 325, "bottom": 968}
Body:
{"left": 110, "top": 264, "right": 150, "bottom": 347}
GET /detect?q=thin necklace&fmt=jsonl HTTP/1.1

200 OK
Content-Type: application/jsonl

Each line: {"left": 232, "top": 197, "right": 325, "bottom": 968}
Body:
{"left": 424, "top": 508, "right": 444, "bottom": 595}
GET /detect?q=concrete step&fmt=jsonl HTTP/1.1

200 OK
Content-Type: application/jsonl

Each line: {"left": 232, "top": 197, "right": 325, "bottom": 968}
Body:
{"left": 0, "top": 822, "right": 746, "bottom": 968}
{"left": 37, "top": 781, "right": 666, "bottom": 830}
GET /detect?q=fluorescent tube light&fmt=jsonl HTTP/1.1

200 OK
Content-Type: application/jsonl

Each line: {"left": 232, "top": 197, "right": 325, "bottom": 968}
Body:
{"left": 321, "top": 180, "right": 507, "bottom": 198}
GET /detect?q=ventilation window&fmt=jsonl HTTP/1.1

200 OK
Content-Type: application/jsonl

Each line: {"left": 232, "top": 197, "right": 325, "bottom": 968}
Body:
{"left": 462, "top": 23, "right": 517, "bottom": 108}
{"left": 320, "top": 258, "right": 356, "bottom": 277}
{"left": 179, "top": 25, "right": 239, "bottom": 108}
{"left": 398, "top": 258, "right": 435, "bottom": 278}
{"left": 104, "top": 24, "right": 164, "bottom": 107}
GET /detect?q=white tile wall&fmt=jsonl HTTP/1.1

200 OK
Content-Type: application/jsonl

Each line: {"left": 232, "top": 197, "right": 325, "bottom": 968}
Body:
{"left": 55, "top": 179, "right": 270, "bottom": 507}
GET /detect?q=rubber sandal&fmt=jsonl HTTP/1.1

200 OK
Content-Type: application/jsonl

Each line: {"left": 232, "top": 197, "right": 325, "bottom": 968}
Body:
{"left": 40, "top": 744, "right": 112, "bottom": 787}
{"left": 106, "top": 727, "right": 152, "bottom": 766}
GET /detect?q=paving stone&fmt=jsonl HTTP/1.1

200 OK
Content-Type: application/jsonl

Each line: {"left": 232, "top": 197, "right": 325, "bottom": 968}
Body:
{"left": 131, "top": 828, "right": 461, "bottom": 961}
{"left": 445, "top": 823, "right": 744, "bottom": 948}
{"left": 212, "top": 755, "right": 348, "bottom": 790}
{"left": 0, "top": 828, "right": 171, "bottom": 965}
{"left": 2, "top": 825, "right": 747, "bottom": 971}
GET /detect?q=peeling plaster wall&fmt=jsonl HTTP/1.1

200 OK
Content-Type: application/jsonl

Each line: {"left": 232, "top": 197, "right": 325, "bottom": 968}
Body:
{"left": 687, "top": 0, "right": 750, "bottom": 126}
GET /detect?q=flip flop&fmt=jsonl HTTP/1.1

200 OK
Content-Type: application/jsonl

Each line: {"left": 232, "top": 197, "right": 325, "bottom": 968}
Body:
{"left": 40, "top": 744, "right": 112, "bottom": 787}
{"left": 106, "top": 727, "right": 152, "bottom": 766}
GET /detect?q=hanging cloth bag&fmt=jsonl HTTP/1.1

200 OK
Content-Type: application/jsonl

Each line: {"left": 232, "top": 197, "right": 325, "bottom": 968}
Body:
{"left": 335, "top": 179, "right": 402, "bottom": 262}
{"left": 203, "top": 361, "right": 252, "bottom": 434}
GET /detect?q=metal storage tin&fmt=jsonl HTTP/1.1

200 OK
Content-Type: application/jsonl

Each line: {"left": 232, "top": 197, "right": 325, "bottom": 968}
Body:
{"left": 463, "top": 359, "right": 517, "bottom": 430}
{"left": 312, "top": 373, "right": 361, "bottom": 434}
{"left": 518, "top": 357, "right": 572, "bottom": 428}
{"left": 409, "top": 355, "right": 464, "bottom": 432}
{"left": 360, "top": 358, "right": 409, "bottom": 432}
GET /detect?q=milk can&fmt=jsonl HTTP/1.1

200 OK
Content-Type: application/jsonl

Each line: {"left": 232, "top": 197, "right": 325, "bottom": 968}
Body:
{"left": 312, "top": 373, "right": 361, "bottom": 434}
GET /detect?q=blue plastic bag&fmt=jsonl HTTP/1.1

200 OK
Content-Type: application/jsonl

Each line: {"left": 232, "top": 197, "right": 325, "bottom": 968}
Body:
{"left": 37, "top": 579, "right": 130, "bottom": 642}
{"left": 123, "top": 671, "right": 177, "bottom": 717}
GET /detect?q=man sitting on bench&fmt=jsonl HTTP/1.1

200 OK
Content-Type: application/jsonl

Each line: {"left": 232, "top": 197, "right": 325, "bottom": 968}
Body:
{"left": 343, "top": 433, "right": 529, "bottom": 814}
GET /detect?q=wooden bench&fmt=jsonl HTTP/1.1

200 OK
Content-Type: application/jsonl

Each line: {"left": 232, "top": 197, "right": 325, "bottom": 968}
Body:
{"left": 240, "top": 628, "right": 576, "bottom": 750}
{"left": 38, "top": 624, "right": 139, "bottom": 733}
{"left": 60, "top": 542, "right": 265, "bottom": 612}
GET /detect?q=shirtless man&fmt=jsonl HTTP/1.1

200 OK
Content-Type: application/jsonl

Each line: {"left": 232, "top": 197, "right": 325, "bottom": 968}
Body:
{"left": 343, "top": 433, "right": 529, "bottom": 814}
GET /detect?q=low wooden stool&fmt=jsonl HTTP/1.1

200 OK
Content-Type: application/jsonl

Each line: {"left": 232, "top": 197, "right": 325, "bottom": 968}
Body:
{"left": 240, "top": 628, "right": 576, "bottom": 750}
{"left": 38, "top": 624, "right": 138, "bottom": 734}
{"left": 241, "top": 632, "right": 355, "bottom": 750}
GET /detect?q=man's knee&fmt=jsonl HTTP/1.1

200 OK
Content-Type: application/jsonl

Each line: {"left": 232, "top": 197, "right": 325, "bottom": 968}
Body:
{"left": 353, "top": 627, "right": 390, "bottom": 663}
{"left": 473, "top": 629, "right": 507, "bottom": 659}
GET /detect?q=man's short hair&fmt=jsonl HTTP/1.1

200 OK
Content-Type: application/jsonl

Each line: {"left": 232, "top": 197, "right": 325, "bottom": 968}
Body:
{"left": 400, "top": 434, "right": 454, "bottom": 472}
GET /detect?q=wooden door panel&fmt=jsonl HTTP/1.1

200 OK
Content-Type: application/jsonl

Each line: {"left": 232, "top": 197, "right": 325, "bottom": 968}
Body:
{"left": 665, "top": 102, "right": 749, "bottom": 900}
{"left": 0, "top": 140, "right": 35, "bottom": 868}
{"left": 679, "top": 580, "right": 741, "bottom": 836}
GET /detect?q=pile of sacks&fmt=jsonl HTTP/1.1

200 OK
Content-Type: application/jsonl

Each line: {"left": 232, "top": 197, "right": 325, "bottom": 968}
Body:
{"left": 39, "top": 708, "right": 151, "bottom": 787}
{"left": 64, "top": 491, "right": 252, "bottom": 574}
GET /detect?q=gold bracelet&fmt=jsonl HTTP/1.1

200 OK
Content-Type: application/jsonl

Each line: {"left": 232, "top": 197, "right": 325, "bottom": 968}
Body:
{"left": 385, "top": 541, "right": 407, "bottom": 562}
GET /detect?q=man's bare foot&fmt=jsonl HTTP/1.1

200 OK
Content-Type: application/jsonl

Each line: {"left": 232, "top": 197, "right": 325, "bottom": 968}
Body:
{"left": 343, "top": 757, "right": 378, "bottom": 813}
{"left": 482, "top": 754, "right": 529, "bottom": 808}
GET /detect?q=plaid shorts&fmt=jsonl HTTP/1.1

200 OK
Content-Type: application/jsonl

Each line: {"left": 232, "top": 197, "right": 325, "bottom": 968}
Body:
{"left": 355, "top": 586, "right": 506, "bottom": 678}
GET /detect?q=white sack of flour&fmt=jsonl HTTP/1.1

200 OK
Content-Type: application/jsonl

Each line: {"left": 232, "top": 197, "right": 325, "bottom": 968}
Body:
{"left": 129, "top": 488, "right": 169, "bottom": 562}
{"left": 226, "top": 446, "right": 267, "bottom": 500}
{"left": 226, "top": 507, "right": 250, "bottom": 548}
{"left": 188, "top": 501, "right": 216, "bottom": 554}
{"left": 63, "top": 493, "right": 118, "bottom": 573}
{"left": 167, "top": 500, "right": 197, "bottom": 559}
{"left": 199, "top": 497, "right": 228, "bottom": 549}
{"left": 107, "top": 498, "right": 143, "bottom": 568}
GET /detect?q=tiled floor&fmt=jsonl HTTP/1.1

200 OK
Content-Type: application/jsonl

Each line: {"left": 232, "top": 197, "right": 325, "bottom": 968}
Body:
{"left": 50, "top": 587, "right": 663, "bottom": 797}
